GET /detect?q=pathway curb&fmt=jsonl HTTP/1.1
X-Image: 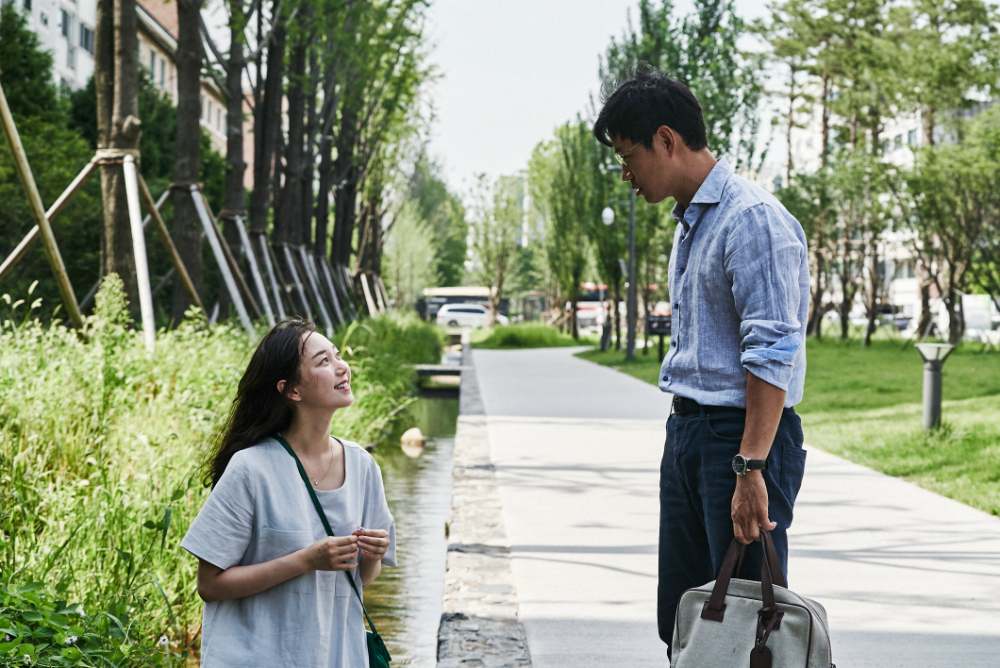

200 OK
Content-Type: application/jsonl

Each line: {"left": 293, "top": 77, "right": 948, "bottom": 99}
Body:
{"left": 435, "top": 344, "right": 532, "bottom": 668}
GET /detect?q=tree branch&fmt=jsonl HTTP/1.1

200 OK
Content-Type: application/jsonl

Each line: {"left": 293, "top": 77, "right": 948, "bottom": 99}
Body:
{"left": 200, "top": 13, "right": 230, "bottom": 70}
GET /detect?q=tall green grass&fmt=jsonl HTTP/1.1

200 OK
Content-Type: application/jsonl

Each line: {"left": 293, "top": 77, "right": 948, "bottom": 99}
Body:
{"left": 0, "top": 276, "right": 441, "bottom": 666}
{"left": 471, "top": 323, "right": 594, "bottom": 349}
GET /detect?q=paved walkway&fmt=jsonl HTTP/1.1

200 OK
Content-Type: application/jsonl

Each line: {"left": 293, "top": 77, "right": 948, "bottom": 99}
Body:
{"left": 472, "top": 346, "right": 1000, "bottom": 668}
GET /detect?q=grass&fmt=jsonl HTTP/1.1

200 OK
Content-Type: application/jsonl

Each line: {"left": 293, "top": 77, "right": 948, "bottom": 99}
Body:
{"left": 471, "top": 323, "right": 597, "bottom": 349}
{"left": 576, "top": 336, "right": 1000, "bottom": 516}
{"left": 0, "top": 276, "right": 442, "bottom": 666}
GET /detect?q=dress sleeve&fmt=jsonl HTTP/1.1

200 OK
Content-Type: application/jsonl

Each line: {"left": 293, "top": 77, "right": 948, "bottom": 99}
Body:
{"left": 180, "top": 452, "right": 256, "bottom": 570}
{"left": 725, "top": 203, "right": 805, "bottom": 392}
{"left": 362, "top": 455, "right": 397, "bottom": 568}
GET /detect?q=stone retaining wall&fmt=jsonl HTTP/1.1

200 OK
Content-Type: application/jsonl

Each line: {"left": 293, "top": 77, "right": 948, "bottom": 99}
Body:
{"left": 435, "top": 345, "right": 532, "bottom": 668}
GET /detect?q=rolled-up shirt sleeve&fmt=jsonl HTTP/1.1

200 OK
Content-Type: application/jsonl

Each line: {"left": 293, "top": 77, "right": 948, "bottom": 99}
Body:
{"left": 725, "top": 203, "right": 805, "bottom": 391}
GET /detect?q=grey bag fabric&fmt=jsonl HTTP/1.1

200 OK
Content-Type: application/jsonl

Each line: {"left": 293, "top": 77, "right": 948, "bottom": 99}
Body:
{"left": 671, "top": 531, "right": 834, "bottom": 668}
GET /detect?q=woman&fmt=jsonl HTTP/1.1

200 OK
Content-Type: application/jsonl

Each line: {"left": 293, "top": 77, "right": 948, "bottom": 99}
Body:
{"left": 181, "top": 318, "right": 396, "bottom": 667}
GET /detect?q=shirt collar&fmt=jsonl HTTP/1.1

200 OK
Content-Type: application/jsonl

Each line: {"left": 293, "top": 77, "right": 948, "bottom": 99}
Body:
{"left": 670, "top": 158, "right": 733, "bottom": 231}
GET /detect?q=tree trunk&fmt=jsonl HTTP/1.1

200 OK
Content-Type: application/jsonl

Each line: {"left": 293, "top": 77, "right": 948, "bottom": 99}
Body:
{"left": 277, "top": 35, "right": 307, "bottom": 247}
{"left": 864, "top": 240, "right": 880, "bottom": 347}
{"left": 923, "top": 105, "right": 934, "bottom": 147}
{"left": 917, "top": 279, "right": 933, "bottom": 340}
{"left": 249, "top": 9, "right": 285, "bottom": 235}
{"left": 785, "top": 64, "right": 796, "bottom": 186}
{"left": 96, "top": 0, "right": 141, "bottom": 314}
{"left": 170, "top": 0, "right": 204, "bottom": 323}
{"left": 315, "top": 136, "right": 333, "bottom": 257}
{"left": 613, "top": 279, "right": 622, "bottom": 350}
{"left": 303, "top": 47, "right": 319, "bottom": 250}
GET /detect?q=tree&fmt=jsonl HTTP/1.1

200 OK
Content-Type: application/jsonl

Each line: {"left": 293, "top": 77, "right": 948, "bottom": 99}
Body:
{"left": 95, "top": 0, "right": 142, "bottom": 313}
{"left": 170, "top": 0, "right": 205, "bottom": 322}
{"left": 469, "top": 174, "right": 523, "bottom": 318}
{"left": 600, "top": 0, "right": 765, "bottom": 171}
{"left": 0, "top": 4, "right": 100, "bottom": 317}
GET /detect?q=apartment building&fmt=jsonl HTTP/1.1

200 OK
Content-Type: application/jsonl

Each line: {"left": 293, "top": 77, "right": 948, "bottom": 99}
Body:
{"left": 10, "top": 0, "right": 227, "bottom": 156}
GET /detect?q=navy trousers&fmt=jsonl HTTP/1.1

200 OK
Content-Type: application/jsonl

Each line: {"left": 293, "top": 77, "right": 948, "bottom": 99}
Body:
{"left": 657, "top": 404, "right": 807, "bottom": 652}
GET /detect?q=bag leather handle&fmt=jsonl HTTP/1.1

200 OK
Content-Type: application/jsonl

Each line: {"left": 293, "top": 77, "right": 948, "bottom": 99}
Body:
{"left": 701, "top": 529, "right": 786, "bottom": 623}
{"left": 275, "top": 434, "right": 381, "bottom": 636}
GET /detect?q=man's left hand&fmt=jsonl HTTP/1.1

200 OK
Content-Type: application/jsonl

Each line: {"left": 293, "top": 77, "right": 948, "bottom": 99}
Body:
{"left": 731, "top": 471, "right": 775, "bottom": 544}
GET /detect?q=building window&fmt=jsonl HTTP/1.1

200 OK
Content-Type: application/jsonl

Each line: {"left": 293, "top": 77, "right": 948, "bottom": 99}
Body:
{"left": 160, "top": 60, "right": 165, "bottom": 89}
{"left": 24, "top": 0, "right": 31, "bottom": 11}
{"left": 60, "top": 9, "right": 71, "bottom": 38}
{"left": 908, "top": 129, "right": 917, "bottom": 146}
{"left": 149, "top": 50, "right": 156, "bottom": 74}
{"left": 79, "top": 24, "right": 94, "bottom": 54}
{"left": 67, "top": 45, "right": 75, "bottom": 69}
{"left": 40, "top": 12, "right": 48, "bottom": 25}
{"left": 894, "top": 134, "right": 903, "bottom": 151}
{"left": 880, "top": 139, "right": 889, "bottom": 154}
{"left": 205, "top": 99, "right": 210, "bottom": 122}
{"left": 216, "top": 108, "right": 221, "bottom": 132}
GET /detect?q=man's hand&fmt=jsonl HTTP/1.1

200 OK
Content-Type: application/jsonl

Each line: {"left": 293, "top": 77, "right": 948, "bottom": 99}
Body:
{"left": 731, "top": 470, "right": 776, "bottom": 544}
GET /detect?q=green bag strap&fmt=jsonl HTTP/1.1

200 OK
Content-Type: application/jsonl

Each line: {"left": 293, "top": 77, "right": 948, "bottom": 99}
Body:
{"left": 275, "top": 434, "right": 381, "bottom": 636}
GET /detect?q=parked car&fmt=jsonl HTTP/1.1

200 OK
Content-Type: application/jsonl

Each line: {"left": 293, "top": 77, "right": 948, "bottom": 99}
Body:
{"left": 436, "top": 303, "right": 509, "bottom": 328}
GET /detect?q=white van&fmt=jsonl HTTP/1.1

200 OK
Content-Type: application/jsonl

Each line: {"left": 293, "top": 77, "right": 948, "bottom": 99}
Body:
{"left": 436, "top": 303, "right": 509, "bottom": 328}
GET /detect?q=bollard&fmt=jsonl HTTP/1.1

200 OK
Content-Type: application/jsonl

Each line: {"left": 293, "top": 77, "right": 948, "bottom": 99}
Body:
{"left": 914, "top": 343, "right": 955, "bottom": 430}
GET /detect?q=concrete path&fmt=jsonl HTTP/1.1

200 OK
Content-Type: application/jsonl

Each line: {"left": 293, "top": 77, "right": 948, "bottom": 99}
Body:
{"left": 472, "top": 346, "right": 1000, "bottom": 668}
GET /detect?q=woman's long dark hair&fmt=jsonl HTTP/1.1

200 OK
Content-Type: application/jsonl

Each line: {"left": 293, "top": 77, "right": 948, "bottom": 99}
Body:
{"left": 204, "top": 318, "right": 316, "bottom": 487}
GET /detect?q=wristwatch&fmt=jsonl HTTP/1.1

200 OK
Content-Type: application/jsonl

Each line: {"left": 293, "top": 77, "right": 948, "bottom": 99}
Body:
{"left": 732, "top": 454, "right": 768, "bottom": 476}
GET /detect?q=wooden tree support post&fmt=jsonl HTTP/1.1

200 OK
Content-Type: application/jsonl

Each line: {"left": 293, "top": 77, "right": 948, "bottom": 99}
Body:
{"left": 376, "top": 276, "right": 392, "bottom": 311}
{"left": 235, "top": 216, "right": 275, "bottom": 327}
{"left": 0, "top": 80, "right": 85, "bottom": 329}
{"left": 0, "top": 157, "right": 99, "bottom": 283}
{"left": 359, "top": 272, "right": 378, "bottom": 316}
{"left": 256, "top": 232, "right": 286, "bottom": 320}
{"left": 122, "top": 156, "right": 156, "bottom": 352}
{"left": 372, "top": 274, "right": 386, "bottom": 313}
{"left": 190, "top": 186, "right": 255, "bottom": 337}
{"left": 319, "top": 257, "right": 346, "bottom": 325}
{"left": 340, "top": 265, "right": 359, "bottom": 319}
{"left": 298, "top": 246, "right": 334, "bottom": 336}
{"left": 136, "top": 175, "right": 204, "bottom": 314}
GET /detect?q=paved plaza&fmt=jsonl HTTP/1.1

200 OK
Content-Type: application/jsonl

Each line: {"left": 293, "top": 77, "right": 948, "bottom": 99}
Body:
{"left": 471, "top": 346, "right": 1000, "bottom": 668}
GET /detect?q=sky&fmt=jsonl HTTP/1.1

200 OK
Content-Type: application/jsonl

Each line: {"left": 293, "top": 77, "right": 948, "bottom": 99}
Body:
{"left": 424, "top": 0, "right": 770, "bottom": 192}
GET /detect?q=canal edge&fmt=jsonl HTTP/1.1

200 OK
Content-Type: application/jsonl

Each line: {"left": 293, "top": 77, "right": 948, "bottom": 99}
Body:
{"left": 435, "top": 341, "right": 533, "bottom": 668}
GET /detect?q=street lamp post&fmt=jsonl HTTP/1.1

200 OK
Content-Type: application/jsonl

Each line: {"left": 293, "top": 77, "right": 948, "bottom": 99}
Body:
{"left": 914, "top": 343, "right": 955, "bottom": 430}
{"left": 601, "top": 179, "right": 637, "bottom": 361}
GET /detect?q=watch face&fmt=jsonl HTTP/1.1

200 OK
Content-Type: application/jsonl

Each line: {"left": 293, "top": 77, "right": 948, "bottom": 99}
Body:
{"left": 732, "top": 456, "right": 746, "bottom": 475}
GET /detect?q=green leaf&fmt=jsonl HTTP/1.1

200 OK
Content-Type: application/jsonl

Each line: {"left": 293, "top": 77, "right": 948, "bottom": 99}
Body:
{"left": 21, "top": 612, "right": 43, "bottom": 622}
{"left": 143, "top": 520, "right": 157, "bottom": 530}
{"left": 60, "top": 646, "right": 82, "bottom": 661}
{"left": 160, "top": 507, "right": 172, "bottom": 552}
{"left": 170, "top": 488, "right": 184, "bottom": 502}
{"left": 0, "top": 637, "right": 23, "bottom": 652}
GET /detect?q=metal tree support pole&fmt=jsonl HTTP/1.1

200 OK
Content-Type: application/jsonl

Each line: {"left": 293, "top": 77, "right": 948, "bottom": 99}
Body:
{"left": 198, "top": 192, "right": 262, "bottom": 320}
{"left": 281, "top": 244, "right": 312, "bottom": 320}
{"left": 257, "top": 232, "right": 286, "bottom": 320}
{"left": 80, "top": 186, "right": 170, "bottom": 311}
{"left": 190, "top": 186, "right": 255, "bottom": 337}
{"left": 298, "top": 246, "right": 333, "bottom": 336}
{"left": 0, "top": 80, "right": 85, "bottom": 330}
{"left": 0, "top": 157, "right": 99, "bottom": 283}
{"left": 137, "top": 175, "right": 204, "bottom": 314}
{"left": 234, "top": 216, "right": 275, "bottom": 327}
{"left": 319, "top": 257, "right": 345, "bottom": 325}
{"left": 626, "top": 187, "right": 637, "bottom": 360}
{"left": 122, "top": 156, "right": 156, "bottom": 352}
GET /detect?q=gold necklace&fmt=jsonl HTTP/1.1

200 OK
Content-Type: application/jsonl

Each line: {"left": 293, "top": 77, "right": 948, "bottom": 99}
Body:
{"left": 309, "top": 438, "right": 336, "bottom": 486}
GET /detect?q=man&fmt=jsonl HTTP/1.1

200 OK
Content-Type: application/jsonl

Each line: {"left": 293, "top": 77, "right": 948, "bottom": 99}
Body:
{"left": 594, "top": 72, "right": 810, "bottom": 655}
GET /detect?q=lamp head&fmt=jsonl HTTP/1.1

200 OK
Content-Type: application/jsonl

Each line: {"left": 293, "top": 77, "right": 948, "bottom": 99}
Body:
{"left": 602, "top": 207, "right": 615, "bottom": 226}
{"left": 914, "top": 343, "right": 955, "bottom": 364}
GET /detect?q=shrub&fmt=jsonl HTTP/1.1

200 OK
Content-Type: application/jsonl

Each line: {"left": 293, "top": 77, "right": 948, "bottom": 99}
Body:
{"left": 472, "top": 323, "right": 591, "bottom": 349}
{"left": 0, "top": 277, "right": 440, "bottom": 665}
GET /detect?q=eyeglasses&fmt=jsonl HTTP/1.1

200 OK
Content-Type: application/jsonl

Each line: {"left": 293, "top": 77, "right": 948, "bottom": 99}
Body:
{"left": 614, "top": 140, "right": 644, "bottom": 168}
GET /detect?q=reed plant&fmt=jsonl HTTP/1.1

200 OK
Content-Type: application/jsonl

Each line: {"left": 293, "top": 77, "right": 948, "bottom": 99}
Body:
{"left": 0, "top": 276, "right": 441, "bottom": 666}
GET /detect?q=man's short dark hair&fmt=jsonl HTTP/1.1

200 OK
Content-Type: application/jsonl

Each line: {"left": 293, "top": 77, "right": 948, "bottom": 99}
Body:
{"left": 593, "top": 71, "right": 707, "bottom": 152}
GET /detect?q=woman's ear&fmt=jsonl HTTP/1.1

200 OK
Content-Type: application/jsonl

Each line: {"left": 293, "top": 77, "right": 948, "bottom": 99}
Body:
{"left": 277, "top": 379, "right": 301, "bottom": 402}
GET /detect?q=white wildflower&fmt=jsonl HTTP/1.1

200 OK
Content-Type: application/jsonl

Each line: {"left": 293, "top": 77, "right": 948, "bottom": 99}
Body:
{"left": 66, "top": 635, "right": 78, "bottom": 644}
{"left": 75, "top": 606, "right": 85, "bottom": 616}
{"left": 22, "top": 655, "right": 31, "bottom": 665}
{"left": 158, "top": 635, "right": 169, "bottom": 646}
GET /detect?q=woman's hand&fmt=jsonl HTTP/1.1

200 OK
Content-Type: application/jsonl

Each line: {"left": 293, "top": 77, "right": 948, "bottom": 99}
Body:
{"left": 353, "top": 528, "right": 390, "bottom": 561}
{"left": 303, "top": 535, "right": 360, "bottom": 571}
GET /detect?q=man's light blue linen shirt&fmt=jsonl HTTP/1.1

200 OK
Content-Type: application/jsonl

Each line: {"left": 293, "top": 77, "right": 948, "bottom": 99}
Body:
{"left": 659, "top": 158, "right": 809, "bottom": 408}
